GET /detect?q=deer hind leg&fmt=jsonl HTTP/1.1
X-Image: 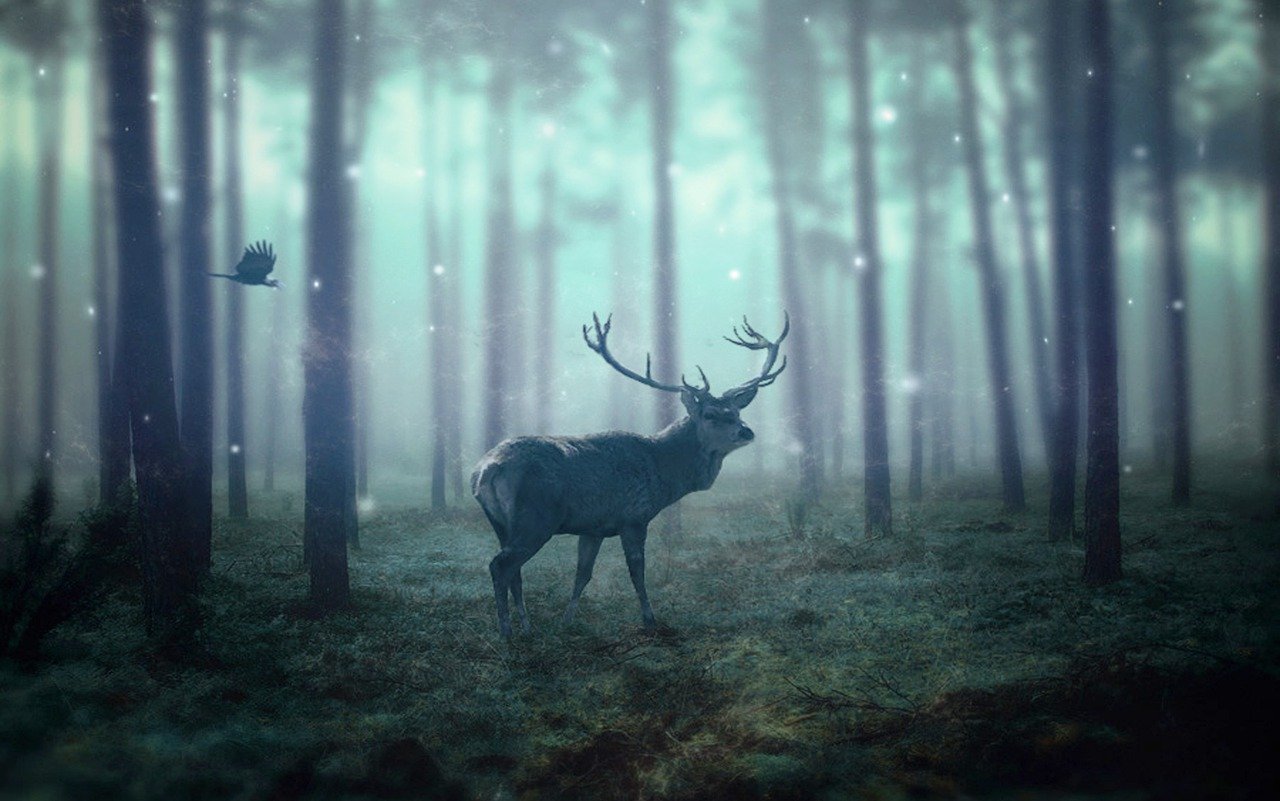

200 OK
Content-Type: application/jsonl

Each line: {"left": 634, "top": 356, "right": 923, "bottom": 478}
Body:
{"left": 510, "top": 569, "right": 530, "bottom": 634}
{"left": 620, "top": 526, "right": 656, "bottom": 630}
{"left": 563, "top": 535, "right": 603, "bottom": 624}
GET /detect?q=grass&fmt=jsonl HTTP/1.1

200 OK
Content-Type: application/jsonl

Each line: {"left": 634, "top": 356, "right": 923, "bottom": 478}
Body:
{"left": 1, "top": 460, "right": 1278, "bottom": 800}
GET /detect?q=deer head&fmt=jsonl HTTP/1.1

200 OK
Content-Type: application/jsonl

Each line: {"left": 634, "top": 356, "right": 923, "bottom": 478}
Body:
{"left": 582, "top": 312, "right": 789, "bottom": 453}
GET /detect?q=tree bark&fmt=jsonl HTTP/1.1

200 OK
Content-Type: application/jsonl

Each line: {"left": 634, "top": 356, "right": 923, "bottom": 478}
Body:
{"left": 994, "top": 7, "right": 1054, "bottom": 460}
{"left": 481, "top": 49, "right": 516, "bottom": 450}
{"left": 1045, "top": 0, "right": 1081, "bottom": 540}
{"left": 906, "top": 38, "right": 932, "bottom": 503}
{"left": 849, "top": 0, "right": 892, "bottom": 537}
{"left": 177, "top": 0, "right": 214, "bottom": 572}
{"left": 100, "top": 0, "right": 197, "bottom": 642}
{"left": 350, "top": 0, "right": 374, "bottom": 513}
{"left": 534, "top": 160, "right": 558, "bottom": 434}
{"left": 648, "top": 0, "right": 681, "bottom": 431}
{"left": 424, "top": 52, "right": 447, "bottom": 511}
{"left": 1081, "top": 0, "right": 1121, "bottom": 585}
{"left": 1149, "top": 1, "right": 1192, "bottom": 505}
{"left": 1, "top": 65, "right": 24, "bottom": 505}
{"left": 761, "top": 0, "right": 820, "bottom": 499}
{"left": 223, "top": 0, "right": 249, "bottom": 519}
{"left": 1261, "top": 0, "right": 1280, "bottom": 475}
{"left": 35, "top": 51, "right": 63, "bottom": 477}
{"left": 951, "top": 1, "right": 1026, "bottom": 513}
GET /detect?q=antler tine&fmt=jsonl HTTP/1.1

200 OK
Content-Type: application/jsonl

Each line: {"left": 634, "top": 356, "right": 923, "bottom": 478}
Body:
{"left": 721, "top": 311, "right": 790, "bottom": 398}
{"left": 583, "top": 312, "right": 688, "bottom": 394}
{"left": 681, "top": 365, "right": 711, "bottom": 395}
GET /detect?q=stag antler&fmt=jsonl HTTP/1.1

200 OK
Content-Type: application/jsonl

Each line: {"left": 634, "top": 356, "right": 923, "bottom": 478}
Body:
{"left": 583, "top": 313, "right": 711, "bottom": 396}
{"left": 720, "top": 312, "right": 790, "bottom": 403}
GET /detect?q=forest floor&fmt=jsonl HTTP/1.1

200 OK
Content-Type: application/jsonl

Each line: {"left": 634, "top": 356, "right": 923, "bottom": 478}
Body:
{"left": 2, "top": 459, "right": 1279, "bottom": 800}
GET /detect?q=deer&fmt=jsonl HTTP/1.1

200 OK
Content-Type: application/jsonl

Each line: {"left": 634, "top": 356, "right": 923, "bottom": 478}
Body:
{"left": 471, "top": 312, "right": 789, "bottom": 639}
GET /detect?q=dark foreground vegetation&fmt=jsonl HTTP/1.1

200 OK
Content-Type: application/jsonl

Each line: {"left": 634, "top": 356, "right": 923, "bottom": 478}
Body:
{"left": 2, "top": 462, "right": 1277, "bottom": 801}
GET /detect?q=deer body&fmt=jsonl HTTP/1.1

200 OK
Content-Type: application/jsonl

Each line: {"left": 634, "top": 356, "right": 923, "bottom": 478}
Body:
{"left": 473, "top": 313, "right": 787, "bottom": 638}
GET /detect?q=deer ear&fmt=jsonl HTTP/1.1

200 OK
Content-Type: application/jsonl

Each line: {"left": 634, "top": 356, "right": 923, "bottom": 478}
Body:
{"left": 723, "top": 386, "right": 758, "bottom": 409}
{"left": 680, "top": 389, "right": 703, "bottom": 415}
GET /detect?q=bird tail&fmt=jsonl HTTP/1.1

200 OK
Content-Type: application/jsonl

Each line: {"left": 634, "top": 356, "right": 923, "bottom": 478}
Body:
{"left": 207, "top": 273, "right": 236, "bottom": 279}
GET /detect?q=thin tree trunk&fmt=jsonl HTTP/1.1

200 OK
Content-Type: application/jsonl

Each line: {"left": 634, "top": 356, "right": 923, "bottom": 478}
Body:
{"left": 177, "top": 0, "right": 214, "bottom": 573}
{"left": 100, "top": 0, "right": 197, "bottom": 642}
{"left": 951, "top": 1, "right": 1026, "bottom": 512}
{"left": 223, "top": 0, "right": 249, "bottom": 519}
{"left": 534, "top": 160, "right": 557, "bottom": 434}
{"left": 481, "top": 54, "right": 515, "bottom": 450}
{"left": 994, "top": 8, "right": 1053, "bottom": 458}
{"left": 849, "top": 0, "right": 891, "bottom": 537}
{"left": 424, "top": 52, "right": 447, "bottom": 511}
{"left": 263, "top": 283, "right": 282, "bottom": 493}
{"left": 350, "top": 0, "right": 374, "bottom": 511}
{"left": 906, "top": 38, "right": 932, "bottom": 503}
{"left": 1219, "top": 189, "right": 1246, "bottom": 447}
{"left": 446, "top": 74, "right": 465, "bottom": 503}
{"left": 35, "top": 52, "right": 63, "bottom": 476}
{"left": 1, "top": 66, "right": 23, "bottom": 505}
{"left": 1261, "top": 0, "right": 1280, "bottom": 475}
{"left": 648, "top": 0, "right": 680, "bottom": 430}
{"left": 1149, "top": 1, "right": 1192, "bottom": 505}
{"left": 1046, "top": 0, "right": 1081, "bottom": 540}
{"left": 761, "top": 0, "right": 820, "bottom": 500}
{"left": 1081, "top": 0, "right": 1121, "bottom": 585}
{"left": 304, "top": 0, "right": 353, "bottom": 612}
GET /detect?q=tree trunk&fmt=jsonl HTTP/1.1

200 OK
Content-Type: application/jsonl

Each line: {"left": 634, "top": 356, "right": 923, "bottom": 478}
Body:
{"left": 648, "top": 0, "right": 681, "bottom": 431}
{"left": 446, "top": 73, "right": 466, "bottom": 503}
{"left": 263, "top": 277, "right": 282, "bottom": 493}
{"left": 1149, "top": 2, "right": 1192, "bottom": 505}
{"left": 1045, "top": 0, "right": 1081, "bottom": 540}
{"left": 761, "top": 0, "right": 820, "bottom": 499}
{"left": 849, "top": 0, "right": 892, "bottom": 537}
{"left": 177, "top": 0, "right": 214, "bottom": 572}
{"left": 35, "top": 51, "right": 63, "bottom": 477}
{"left": 534, "top": 160, "right": 558, "bottom": 434}
{"left": 424, "top": 52, "right": 447, "bottom": 511}
{"left": 100, "top": 0, "right": 197, "bottom": 642}
{"left": 1081, "top": 0, "right": 1121, "bottom": 585}
{"left": 994, "top": 7, "right": 1054, "bottom": 461}
{"left": 304, "top": 0, "right": 354, "bottom": 612}
{"left": 1, "top": 67, "right": 23, "bottom": 505}
{"left": 223, "top": 0, "right": 249, "bottom": 519}
{"left": 951, "top": 2, "right": 1026, "bottom": 513}
{"left": 1261, "top": 0, "right": 1280, "bottom": 475}
{"left": 481, "top": 54, "right": 516, "bottom": 450}
{"left": 906, "top": 38, "right": 932, "bottom": 503}
{"left": 350, "top": 0, "right": 374, "bottom": 513}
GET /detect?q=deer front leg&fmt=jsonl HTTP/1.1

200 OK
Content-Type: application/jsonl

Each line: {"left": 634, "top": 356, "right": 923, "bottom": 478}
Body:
{"left": 563, "top": 535, "right": 603, "bottom": 624}
{"left": 620, "top": 526, "right": 656, "bottom": 630}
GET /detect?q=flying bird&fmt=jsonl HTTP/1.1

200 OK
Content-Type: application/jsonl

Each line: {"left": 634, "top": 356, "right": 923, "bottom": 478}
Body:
{"left": 209, "top": 240, "right": 280, "bottom": 288}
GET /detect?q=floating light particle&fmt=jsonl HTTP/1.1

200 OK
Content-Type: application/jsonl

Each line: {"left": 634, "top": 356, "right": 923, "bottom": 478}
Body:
{"left": 433, "top": 264, "right": 445, "bottom": 276}
{"left": 728, "top": 269, "right": 741, "bottom": 281}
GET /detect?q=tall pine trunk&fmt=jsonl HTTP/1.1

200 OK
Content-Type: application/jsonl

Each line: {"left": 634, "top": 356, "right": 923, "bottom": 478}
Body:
{"left": 304, "top": 0, "right": 354, "bottom": 612}
{"left": 849, "top": 0, "right": 891, "bottom": 537}
{"left": 761, "top": 0, "right": 820, "bottom": 499}
{"left": 350, "top": 0, "right": 374, "bottom": 511}
{"left": 906, "top": 38, "right": 932, "bottom": 503}
{"left": 177, "top": 0, "right": 214, "bottom": 572}
{"left": 424, "top": 52, "right": 447, "bottom": 511}
{"left": 35, "top": 51, "right": 63, "bottom": 477}
{"left": 1046, "top": 0, "right": 1081, "bottom": 540}
{"left": 1, "top": 66, "right": 23, "bottom": 506}
{"left": 481, "top": 52, "right": 515, "bottom": 450}
{"left": 534, "top": 162, "right": 558, "bottom": 434}
{"left": 1149, "top": 2, "right": 1192, "bottom": 505}
{"left": 100, "top": 0, "right": 197, "bottom": 642}
{"left": 993, "top": 8, "right": 1053, "bottom": 459}
{"left": 1261, "top": 0, "right": 1280, "bottom": 475}
{"left": 445, "top": 78, "right": 465, "bottom": 503}
{"left": 648, "top": 0, "right": 681, "bottom": 431}
{"left": 951, "top": 1, "right": 1026, "bottom": 513}
{"left": 1081, "top": 0, "right": 1121, "bottom": 585}
{"left": 223, "top": 0, "right": 249, "bottom": 519}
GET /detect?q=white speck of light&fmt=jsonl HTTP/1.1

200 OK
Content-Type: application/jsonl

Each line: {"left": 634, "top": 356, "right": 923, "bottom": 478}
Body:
{"left": 900, "top": 374, "right": 922, "bottom": 394}
{"left": 667, "top": 162, "right": 682, "bottom": 178}
{"left": 1133, "top": 145, "right": 1149, "bottom": 160}
{"left": 38, "top": 66, "right": 46, "bottom": 77}
{"left": 312, "top": 279, "right": 322, "bottom": 290}
{"left": 229, "top": 444, "right": 241, "bottom": 454}
{"left": 87, "top": 305, "right": 96, "bottom": 317}
{"left": 803, "top": 16, "right": 810, "bottom": 24}
{"left": 1086, "top": 68, "right": 1094, "bottom": 78}
{"left": 30, "top": 264, "right": 45, "bottom": 280}
{"left": 433, "top": 264, "right": 446, "bottom": 276}
{"left": 1123, "top": 464, "right": 1133, "bottom": 474}
{"left": 1171, "top": 299, "right": 1185, "bottom": 312}
{"left": 346, "top": 163, "right": 361, "bottom": 180}
{"left": 853, "top": 255, "right": 866, "bottom": 271}
{"left": 143, "top": 414, "right": 151, "bottom": 423}
{"left": 149, "top": 92, "right": 159, "bottom": 103}
{"left": 428, "top": 325, "right": 435, "bottom": 332}
{"left": 953, "top": 133, "right": 962, "bottom": 143}
{"left": 1002, "top": 192, "right": 1011, "bottom": 203}
{"left": 163, "top": 186, "right": 181, "bottom": 204}
{"left": 541, "top": 120, "right": 557, "bottom": 138}
{"left": 358, "top": 496, "right": 377, "bottom": 514}
{"left": 878, "top": 105, "right": 897, "bottom": 124}
{"left": 900, "top": 72, "right": 908, "bottom": 81}
{"left": 415, "top": 167, "right": 426, "bottom": 178}
{"left": 728, "top": 269, "right": 742, "bottom": 281}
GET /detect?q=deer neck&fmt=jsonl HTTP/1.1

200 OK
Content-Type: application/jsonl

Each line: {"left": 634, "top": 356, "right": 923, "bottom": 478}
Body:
{"left": 651, "top": 417, "right": 725, "bottom": 503}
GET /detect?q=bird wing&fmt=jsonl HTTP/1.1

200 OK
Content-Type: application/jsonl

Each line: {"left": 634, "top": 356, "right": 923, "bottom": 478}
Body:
{"left": 234, "top": 240, "right": 276, "bottom": 281}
